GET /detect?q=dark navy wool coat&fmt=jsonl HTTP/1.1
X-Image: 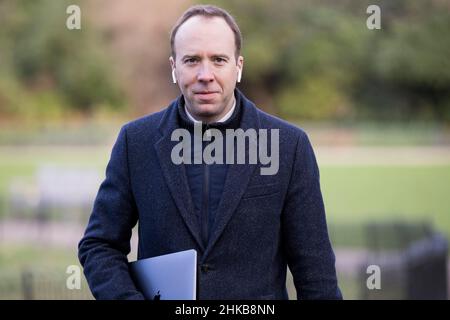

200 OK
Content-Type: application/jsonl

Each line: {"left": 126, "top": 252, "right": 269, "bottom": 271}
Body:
{"left": 78, "top": 89, "right": 342, "bottom": 300}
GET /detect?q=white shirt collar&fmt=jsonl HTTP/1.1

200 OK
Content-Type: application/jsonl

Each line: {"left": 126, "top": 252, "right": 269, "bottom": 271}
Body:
{"left": 185, "top": 100, "right": 236, "bottom": 124}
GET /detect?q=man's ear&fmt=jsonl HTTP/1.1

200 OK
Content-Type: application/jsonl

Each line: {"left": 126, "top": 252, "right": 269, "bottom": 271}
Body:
{"left": 237, "top": 56, "right": 244, "bottom": 83}
{"left": 169, "top": 56, "right": 177, "bottom": 84}
{"left": 169, "top": 56, "right": 175, "bottom": 69}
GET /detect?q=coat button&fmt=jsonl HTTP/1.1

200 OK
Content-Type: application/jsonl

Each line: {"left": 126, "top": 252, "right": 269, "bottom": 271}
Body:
{"left": 201, "top": 264, "right": 210, "bottom": 273}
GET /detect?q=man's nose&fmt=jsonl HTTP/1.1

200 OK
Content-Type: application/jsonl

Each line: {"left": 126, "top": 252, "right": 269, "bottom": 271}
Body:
{"left": 197, "top": 64, "right": 214, "bottom": 82}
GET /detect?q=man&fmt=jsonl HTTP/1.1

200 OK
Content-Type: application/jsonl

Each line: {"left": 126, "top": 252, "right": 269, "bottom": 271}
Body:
{"left": 78, "top": 4, "right": 342, "bottom": 300}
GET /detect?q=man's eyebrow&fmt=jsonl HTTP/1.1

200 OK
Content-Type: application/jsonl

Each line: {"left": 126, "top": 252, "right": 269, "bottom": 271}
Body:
{"left": 181, "top": 54, "right": 200, "bottom": 60}
{"left": 181, "top": 54, "right": 231, "bottom": 60}
{"left": 211, "top": 54, "right": 230, "bottom": 60}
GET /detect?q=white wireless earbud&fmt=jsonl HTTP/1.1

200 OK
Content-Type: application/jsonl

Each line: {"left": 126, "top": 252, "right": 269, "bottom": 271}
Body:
{"left": 171, "top": 69, "right": 177, "bottom": 84}
{"left": 237, "top": 69, "right": 242, "bottom": 83}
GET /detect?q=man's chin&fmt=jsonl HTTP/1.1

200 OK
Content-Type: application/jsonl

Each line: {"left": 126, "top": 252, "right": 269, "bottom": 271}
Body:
{"left": 191, "top": 104, "right": 221, "bottom": 117}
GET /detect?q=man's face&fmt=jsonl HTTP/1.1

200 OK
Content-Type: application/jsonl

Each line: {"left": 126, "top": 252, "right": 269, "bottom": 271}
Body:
{"left": 170, "top": 16, "right": 244, "bottom": 123}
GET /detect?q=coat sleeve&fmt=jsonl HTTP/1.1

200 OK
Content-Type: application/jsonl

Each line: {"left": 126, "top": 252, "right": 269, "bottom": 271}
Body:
{"left": 281, "top": 131, "right": 342, "bottom": 300}
{"left": 78, "top": 126, "right": 144, "bottom": 300}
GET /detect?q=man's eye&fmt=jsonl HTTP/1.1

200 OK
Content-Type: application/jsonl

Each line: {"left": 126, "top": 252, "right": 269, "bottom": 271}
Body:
{"left": 214, "top": 57, "right": 226, "bottom": 64}
{"left": 184, "top": 58, "right": 198, "bottom": 64}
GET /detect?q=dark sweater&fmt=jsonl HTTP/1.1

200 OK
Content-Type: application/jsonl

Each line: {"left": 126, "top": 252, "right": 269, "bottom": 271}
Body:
{"left": 177, "top": 93, "right": 242, "bottom": 247}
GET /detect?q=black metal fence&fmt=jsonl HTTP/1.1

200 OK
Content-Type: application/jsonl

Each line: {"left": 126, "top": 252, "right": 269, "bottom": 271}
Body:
{"left": 0, "top": 269, "right": 93, "bottom": 300}
{"left": 360, "top": 222, "right": 448, "bottom": 300}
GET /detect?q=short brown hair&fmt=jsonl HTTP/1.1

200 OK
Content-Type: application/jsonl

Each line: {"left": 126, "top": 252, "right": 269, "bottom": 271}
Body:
{"left": 170, "top": 5, "right": 242, "bottom": 60}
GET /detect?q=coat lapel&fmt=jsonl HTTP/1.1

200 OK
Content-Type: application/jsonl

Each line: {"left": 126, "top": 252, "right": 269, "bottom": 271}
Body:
{"left": 154, "top": 102, "right": 205, "bottom": 251}
{"left": 203, "top": 94, "right": 261, "bottom": 258}
{"left": 204, "top": 159, "right": 257, "bottom": 258}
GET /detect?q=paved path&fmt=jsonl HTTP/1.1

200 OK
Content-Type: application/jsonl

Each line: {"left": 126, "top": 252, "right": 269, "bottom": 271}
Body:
{"left": 316, "top": 146, "right": 450, "bottom": 166}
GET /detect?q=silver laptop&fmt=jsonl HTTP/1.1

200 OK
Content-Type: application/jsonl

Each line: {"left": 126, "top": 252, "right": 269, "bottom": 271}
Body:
{"left": 130, "top": 249, "right": 197, "bottom": 300}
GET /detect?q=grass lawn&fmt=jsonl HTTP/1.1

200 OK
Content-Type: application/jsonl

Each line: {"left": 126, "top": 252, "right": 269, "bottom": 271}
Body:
{"left": 1, "top": 146, "right": 450, "bottom": 240}
{"left": 321, "top": 165, "right": 450, "bottom": 246}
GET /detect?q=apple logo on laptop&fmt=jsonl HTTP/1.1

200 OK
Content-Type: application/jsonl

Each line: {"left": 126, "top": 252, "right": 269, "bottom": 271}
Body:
{"left": 154, "top": 290, "right": 161, "bottom": 300}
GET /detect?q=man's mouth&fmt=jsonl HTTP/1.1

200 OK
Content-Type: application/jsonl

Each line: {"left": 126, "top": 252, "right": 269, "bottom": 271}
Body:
{"left": 194, "top": 90, "right": 219, "bottom": 94}
{"left": 194, "top": 91, "right": 219, "bottom": 99}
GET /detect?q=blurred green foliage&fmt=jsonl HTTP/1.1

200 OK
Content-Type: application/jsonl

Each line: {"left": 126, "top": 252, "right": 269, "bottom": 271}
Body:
{"left": 208, "top": 0, "right": 450, "bottom": 122}
{"left": 1, "top": 0, "right": 449, "bottom": 122}
{"left": 0, "top": 0, "right": 124, "bottom": 120}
